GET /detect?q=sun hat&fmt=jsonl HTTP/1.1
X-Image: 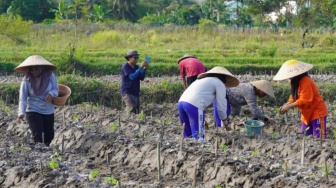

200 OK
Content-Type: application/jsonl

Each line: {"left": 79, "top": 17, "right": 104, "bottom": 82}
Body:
{"left": 251, "top": 80, "right": 275, "bottom": 98}
{"left": 177, "top": 54, "right": 197, "bottom": 64}
{"left": 273, "top": 60, "right": 313, "bottom": 81}
{"left": 197, "top": 66, "right": 239, "bottom": 87}
{"left": 52, "top": 84, "right": 71, "bottom": 106}
{"left": 14, "top": 55, "right": 57, "bottom": 73}
{"left": 125, "top": 50, "right": 140, "bottom": 59}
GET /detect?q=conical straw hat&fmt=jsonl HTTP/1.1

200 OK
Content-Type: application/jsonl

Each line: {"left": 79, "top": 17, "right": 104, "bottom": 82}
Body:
{"left": 177, "top": 54, "right": 197, "bottom": 64}
{"left": 197, "top": 66, "right": 239, "bottom": 87}
{"left": 14, "top": 55, "right": 57, "bottom": 73}
{"left": 251, "top": 80, "right": 275, "bottom": 98}
{"left": 273, "top": 60, "right": 313, "bottom": 81}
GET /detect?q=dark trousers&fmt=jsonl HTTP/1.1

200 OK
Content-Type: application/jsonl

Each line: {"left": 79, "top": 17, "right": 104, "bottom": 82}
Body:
{"left": 26, "top": 112, "right": 55, "bottom": 146}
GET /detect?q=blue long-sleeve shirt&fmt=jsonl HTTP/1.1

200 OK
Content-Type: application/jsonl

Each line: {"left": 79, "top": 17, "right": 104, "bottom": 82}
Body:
{"left": 18, "top": 72, "right": 58, "bottom": 116}
{"left": 121, "top": 63, "right": 146, "bottom": 96}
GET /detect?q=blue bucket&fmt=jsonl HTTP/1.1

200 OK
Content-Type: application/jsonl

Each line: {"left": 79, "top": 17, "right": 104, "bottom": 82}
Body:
{"left": 244, "top": 120, "right": 264, "bottom": 136}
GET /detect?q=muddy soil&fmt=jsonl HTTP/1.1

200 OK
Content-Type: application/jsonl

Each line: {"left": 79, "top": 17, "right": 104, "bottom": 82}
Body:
{"left": 0, "top": 75, "right": 336, "bottom": 188}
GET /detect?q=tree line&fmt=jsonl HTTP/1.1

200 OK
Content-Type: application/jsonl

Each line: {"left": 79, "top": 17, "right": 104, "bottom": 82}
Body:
{"left": 0, "top": 0, "right": 335, "bottom": 28}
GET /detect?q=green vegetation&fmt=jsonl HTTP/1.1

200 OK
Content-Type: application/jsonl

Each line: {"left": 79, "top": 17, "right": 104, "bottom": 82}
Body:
{"left": 89, "top": 169, "right": 100, "bottom": 181}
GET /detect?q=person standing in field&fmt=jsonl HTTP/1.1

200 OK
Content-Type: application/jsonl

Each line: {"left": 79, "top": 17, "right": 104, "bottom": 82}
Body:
{"left": 15, "top": 55, "right": 59, "bottom": 146}
{"left": 177, "top": 54, "right": 206, "bottom": 90}
{"left": 121, "top": 50, "right": 149, "bottom": 114}
{"left": 274, "top": 60, "right": 328, "bottom": 138}
{"left": 214, "top": 80, "right": 276, "bottom": 127}
{"left": 178, "top": 66, "right": 239, "bottom": 140}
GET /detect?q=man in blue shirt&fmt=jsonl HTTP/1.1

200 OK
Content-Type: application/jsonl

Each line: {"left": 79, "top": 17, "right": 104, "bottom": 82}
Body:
{"left": 121, "top": 50, "right": 149, "bottom": 114}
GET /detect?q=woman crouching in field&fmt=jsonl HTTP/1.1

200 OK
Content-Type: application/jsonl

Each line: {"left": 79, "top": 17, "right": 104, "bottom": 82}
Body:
{"left": 273, "top": 60, "right": 328, "bottom": 138}
{"left": 178, "top": 66, "right": 239, "bottom": 140}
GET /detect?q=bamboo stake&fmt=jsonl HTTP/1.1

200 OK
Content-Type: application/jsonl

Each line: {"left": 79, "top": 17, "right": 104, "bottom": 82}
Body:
{"left": 157, "top": 142, "right": 161, "bottom": 181}
{"left": 301, "top": 128, "right": 308, "bottom": 165}
{"left": 26, "top": 131, "right": 30, "bottom": 144}
{"left": 61, "top": 135, "right": 65, "bottom": 154}
{"left": 284, "top": 159, "right": 288, "bottom": 177}
{"left": 215, "top": 138, "right": 218, "bottom": 157}
{"left": 232, "top": 138, "right": 235, "bottom": 151}
{"left": 62, "top": 111, "right": 66, "bottom": 127}
{"left": 180, "top": 123, "right": 185, "bottom": 152}
{"left": 192, "top": 164, "right": 197, "bottom": 188}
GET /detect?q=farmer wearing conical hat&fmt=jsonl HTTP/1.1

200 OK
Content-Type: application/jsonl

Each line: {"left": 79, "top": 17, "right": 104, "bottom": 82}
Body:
{"left": 15, "top": 55, "right": 59, "bottom": 146}
{"left": 214, "top": 80, "right": 276, "bottom": 127}
{"left": 178, "top": 66, "right": 239, "bottom": 140}
{"left": 274, "top": 60, "right": 328, "bottom": 138}
{"left": 121, "top": 50, "right": 149, "bottom": 114}
{"left": 177, "top": 54, "right": 206, "bottom": 90}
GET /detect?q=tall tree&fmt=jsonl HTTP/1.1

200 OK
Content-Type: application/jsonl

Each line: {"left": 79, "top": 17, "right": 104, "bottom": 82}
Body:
{"left": 113, "top": 0, "right": 138, "bottom": 21}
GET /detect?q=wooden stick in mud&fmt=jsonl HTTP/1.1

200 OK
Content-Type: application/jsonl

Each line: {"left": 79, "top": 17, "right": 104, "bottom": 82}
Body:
{"left": 284, "top": 112, "right": 288, "bottom": 125}
{"left": 180, "top": 123, "right": 185, "bottom": 152}
{"left": 232, "top": 138, "right": 235, "bottom": 151}
{"left": 215, "top": 138, "right": 218, "bottom": 157}
{"left": 63, "top": 111, "right": 66, "bottom": 127}
{"left": 284, "top": 159, "right": 288, "bottom": 177}
{"left": 61, "top": 135, "right": 65, "bottom": 154}
{"left": 301, "top": 128, "right": 307, "bottom": 165}
{"left": 157, "top": 142, "right": 161, "bottom": 181}
{"left": 192, "top": 164, "right": 197, "bottom": 188}
{"left": 117, "top": 180, "right": 121, "bottom": 188}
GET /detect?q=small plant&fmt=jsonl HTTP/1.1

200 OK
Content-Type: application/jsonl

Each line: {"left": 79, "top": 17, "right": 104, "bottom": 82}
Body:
{"left": 215, "top": 186, "right": 223, "bottom": 188}
{"left": 251, "top": 150, "right": 260, "bottom": 156}
{"left": 138, "top": 110, "right": 145, "bottom": 121}
{"left": 72, "top": 114, "right": 80, "bottom": 120}
{"left": 9, "top": 146, "right": 15, "bottom": 152}
{"left": 331, "top": 129, "right": 336, "bottom": 139}
{"left": 319, "top": 163, "right": 331, "bottom": 176}
{"left": 103, "top": 175, "right": 118, "bottom": 185}
{"left": 109, "top": 122, "right": 117, "bottom": 132}
{"left": 48, "top": 158, "right": 59, "bottom": 169}
{"left": 89, "top": 170, "right": 100, "bottom": 181}
{"left": 272, "top": 130, "right": 280, "bottom": 139}
{"left": 220, "top": 144, "right": 228, "bottom": 151}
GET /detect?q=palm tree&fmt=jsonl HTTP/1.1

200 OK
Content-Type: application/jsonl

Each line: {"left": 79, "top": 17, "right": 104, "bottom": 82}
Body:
{"left": 112, "top": 0, "right": 138, "bottom": 21}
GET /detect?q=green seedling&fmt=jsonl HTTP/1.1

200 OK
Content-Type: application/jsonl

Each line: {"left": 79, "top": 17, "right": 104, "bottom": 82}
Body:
{"left": 163, "top": 118, "right": 171, "bottom": 126}
{"left": 331, "top": 129, "right": 336, "bottom": 139}
{"left": 272, "top": 130, "right": 280, "bottom": 139}
{"left": 319, "top": 164, "right": 331, "bottom": 176}
{"left": 9, "top": 146, "right": 15, "bottom": 152}
{"left": 251, "top": 150, "right": 260, "bottom": 156}
{"left": 86, "top": 123, "right": 92, "bottom": 128}
{"left": 109, "top": 122, "right": 117, "bottom": 132}
{"left": 72, "top": 114, "right": 80, "bottom": 120}
{"left": 220, "top": 144, "right": 228, "bottom": 151}
{"left": 138, "top": 110, "right": 145, "bottom": 121}
{"left": 215, "top": 186, "right": 223, "bottom": 188}
{"left": 89, "top": 170, "right": 100, "bottom": 181}
{"left": 103, "top": 175, "right": 118, "bottom": 185}
{"left": 48, "top": 158, "right": 59, "bottom": 169}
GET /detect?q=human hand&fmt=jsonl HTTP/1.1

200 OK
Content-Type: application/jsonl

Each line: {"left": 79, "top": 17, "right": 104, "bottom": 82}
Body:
{"left": 266, "top": 118, "right": 276, "bottom": 124}
{"left": 141, "top": 61, "right": 148, "bottom": 68}
{"left": 45, "top": 94, "right": 52, "bottom": 103}
{"left": 222, "top": 119, "right": 232, "bottom": 131}
{"left": 279, "top": 104, "right": 290, "bottom": 115}
{"left": 17, "top": 115, "right": 24, "bottom": 124}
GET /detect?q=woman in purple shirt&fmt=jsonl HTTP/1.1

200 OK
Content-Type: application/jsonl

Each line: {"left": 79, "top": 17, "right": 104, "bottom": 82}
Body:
{"left": 15, "top": 55, "right": 59, "bottom": 146}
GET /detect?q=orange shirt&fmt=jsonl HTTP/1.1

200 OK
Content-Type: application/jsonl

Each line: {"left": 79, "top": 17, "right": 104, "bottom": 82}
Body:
{"left": 288, "top": 76, "right": 328, "bottom": 125}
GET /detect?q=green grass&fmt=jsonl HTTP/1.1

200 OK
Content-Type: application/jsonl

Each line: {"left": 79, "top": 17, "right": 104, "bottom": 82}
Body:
{"left": 1, "top": 24, "right": 336, "bottom": 76}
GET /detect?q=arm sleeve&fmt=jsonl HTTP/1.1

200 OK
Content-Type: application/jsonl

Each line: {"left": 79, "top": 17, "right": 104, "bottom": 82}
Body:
{"left": 245, "top": 88, "right": 267, "bottom": 120}
{"left": 295, "top": 81, "right": 313, "bottom": 108}
{"left": 139, "top": 68, "right": 146, "bottom": 81}
{"left": 128, "top": 67, "right": 144, "bottom": 80}
{"left": 215, "top": 84, "right": 228, "bottom": 120}
{"left": 18, "top": 81, "right": 28, "bottom": 116}
{"left": 48, "top": 73, "right": 59, "bottom": 97}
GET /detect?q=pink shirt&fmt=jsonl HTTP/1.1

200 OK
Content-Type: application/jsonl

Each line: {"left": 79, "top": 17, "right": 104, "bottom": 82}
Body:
{"left": 178, "top": 58, "right": 205, "bottom": 78}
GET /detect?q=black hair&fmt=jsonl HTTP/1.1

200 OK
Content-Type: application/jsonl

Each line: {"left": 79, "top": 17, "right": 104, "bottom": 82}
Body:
{"left": 200, "top": 73, "right": 226, "bottom": 84}
{"left": 290, "top": 72, "right": 309, "bottom": 100}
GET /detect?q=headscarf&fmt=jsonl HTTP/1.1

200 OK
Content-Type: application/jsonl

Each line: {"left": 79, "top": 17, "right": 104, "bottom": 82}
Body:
{"left": 290, "top": 72, "right": 309, "bottom": 101}
{"left": 23, "top": 66, "right": 52, "bottom": 96}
